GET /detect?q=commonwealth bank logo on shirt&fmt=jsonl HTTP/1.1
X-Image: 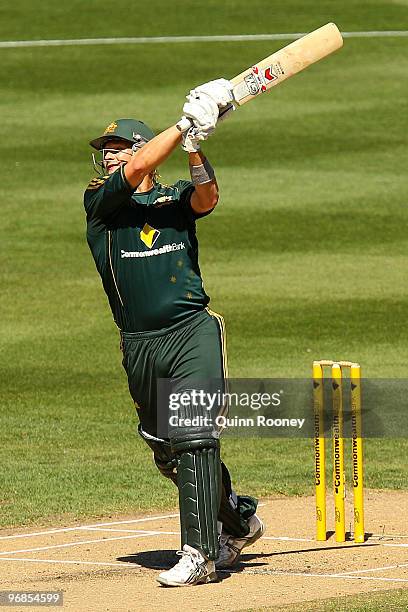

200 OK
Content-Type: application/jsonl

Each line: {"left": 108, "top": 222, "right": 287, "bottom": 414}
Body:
{"left": 122, "top": 223, "right": 184, "bottom": 259}
{"left": 140, "top": 223, "right": 160, "bottom": 249}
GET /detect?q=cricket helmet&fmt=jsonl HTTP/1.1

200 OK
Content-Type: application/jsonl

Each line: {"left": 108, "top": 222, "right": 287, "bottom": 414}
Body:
{"left": 90, "top": 118, "right": 155, "bottom": 150}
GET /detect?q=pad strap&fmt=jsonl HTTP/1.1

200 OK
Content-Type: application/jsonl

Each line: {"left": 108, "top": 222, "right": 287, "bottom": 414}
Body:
{"left": 138, "top": 426, "right": 178, "bottom": 484}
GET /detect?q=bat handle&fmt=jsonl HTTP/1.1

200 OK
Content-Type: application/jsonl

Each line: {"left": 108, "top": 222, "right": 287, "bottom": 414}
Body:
{"left": 176, "top": 116, "right": 192, "bottom": 133}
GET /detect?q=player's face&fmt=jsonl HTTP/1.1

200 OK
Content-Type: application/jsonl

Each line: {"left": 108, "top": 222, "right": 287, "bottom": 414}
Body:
{"left": 102, "top": 140, "right": 133, "bottom": 174}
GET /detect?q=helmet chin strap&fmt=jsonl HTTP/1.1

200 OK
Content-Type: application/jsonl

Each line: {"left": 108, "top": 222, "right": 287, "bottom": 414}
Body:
{"left": 91, "top": 152, "right": 104, "bottom": 175}
{"left": 92, "top": 148, "right": 131, "bottom": 175}
{"left": 90, "top": 131, "right": 151, "bottom": 174}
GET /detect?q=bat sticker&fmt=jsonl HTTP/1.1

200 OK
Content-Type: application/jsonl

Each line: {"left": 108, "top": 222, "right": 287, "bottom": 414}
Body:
{"left": 244, "top": 73, "right": 261, "bottom": 96}
{"left": 251, "top": 65, "right": 267, "bottom": 92}
{"left": 264, "top": 66, "right": 278, "bottom": 82}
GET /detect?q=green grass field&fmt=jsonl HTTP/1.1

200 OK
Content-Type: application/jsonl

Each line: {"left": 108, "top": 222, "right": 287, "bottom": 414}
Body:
{"left": 1, "top": 0, "right": 407, "bottom": 544}
{"left": 251, "top": 587, "right": 408, "bottom": 611}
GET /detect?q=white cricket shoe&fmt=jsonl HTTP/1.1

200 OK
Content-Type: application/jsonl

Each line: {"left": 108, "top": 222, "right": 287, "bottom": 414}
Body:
{"left": 216, "top": 513, "right": 265, "bottom": 569}
{"left": 157, "top": 544, "right": 218, "bottom": 587}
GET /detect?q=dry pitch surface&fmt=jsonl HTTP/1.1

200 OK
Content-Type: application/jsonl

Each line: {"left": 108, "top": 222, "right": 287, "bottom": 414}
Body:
{"left": 0, "top": 491, "right": 407, "bottom": 611}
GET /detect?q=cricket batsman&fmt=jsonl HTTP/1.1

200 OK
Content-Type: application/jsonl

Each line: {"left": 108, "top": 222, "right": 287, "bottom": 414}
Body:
{"left": 83, "top": 80, "right": 264, "bottom": 587}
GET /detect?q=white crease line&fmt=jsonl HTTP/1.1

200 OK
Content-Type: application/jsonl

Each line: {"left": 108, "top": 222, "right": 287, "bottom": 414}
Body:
{"left": 262, "top": 536, "right": 313, "bottom": 542}
{"left": 76, "top": 514, "right": 179, "bottom": 528}
{"left": 370, "top": 534, "right": 408, "bottom": 539}
{"left": 264, "top": 536, "right": 408, "bottom": 547}
{"left": 241, "top": 569, "right": 408, "bottom": 583}
{"left": 337, "top": 575, "right": 408, "bottom": 583}
{"left": 0, "top": 527, "right": 91, "bottom": 540}
{"left": 0, "top": 31, "right": 408, "bottom": 49}
{"left": 0, "top": 532, "right": 162, "bottom": 555}
{"left": 0, "top": 513, "right": 179, "bottom": 541}
{"left": 84, "top": 527, "right": 179, "bottom": 535}
{"left": 1, "top": 558, "right": 407, "bottom": 583}
{"left": 0, "top": 557, "right": 141, "bottom": 568}
{"left": 337, "top": 562, "right": 408, "bottom": 575}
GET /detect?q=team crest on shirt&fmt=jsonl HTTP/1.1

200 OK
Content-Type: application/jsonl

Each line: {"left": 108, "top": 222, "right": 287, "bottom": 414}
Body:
{"left": 140, "top": 223, "right": 160, "bottom": 248}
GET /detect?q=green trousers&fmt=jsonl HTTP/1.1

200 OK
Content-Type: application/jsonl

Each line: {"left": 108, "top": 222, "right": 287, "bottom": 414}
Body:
{"left": 121, "top": 308, "right": 257, "bottom": 542}
{"left": 121, "top": 308, "right": 227, "bottom": 437}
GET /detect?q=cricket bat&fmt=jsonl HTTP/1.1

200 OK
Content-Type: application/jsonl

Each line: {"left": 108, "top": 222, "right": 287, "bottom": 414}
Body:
{"left": 230, "top": 22, "right": 343, "bottom": 106}
{"left": 178, "top": 23, "right": 343, "bottom": 130}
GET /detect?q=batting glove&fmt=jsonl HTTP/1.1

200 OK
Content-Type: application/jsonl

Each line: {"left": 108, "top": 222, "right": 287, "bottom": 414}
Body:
{"left": 181, "top": 126, "right": 201, "bottom": 153}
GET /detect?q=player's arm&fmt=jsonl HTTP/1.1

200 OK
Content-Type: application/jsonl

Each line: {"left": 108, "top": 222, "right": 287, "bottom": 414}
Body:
{"left": 188, "top": 150, "right": 219, "bottom": 214}
{"left": 179, "top": 79, "right": 234, "bottom": 215}
{"left": 124, "top": 125, "right": 182, "bottom": 188}
{"left": 179, "top": 122, "right": 219, "bottom": 215}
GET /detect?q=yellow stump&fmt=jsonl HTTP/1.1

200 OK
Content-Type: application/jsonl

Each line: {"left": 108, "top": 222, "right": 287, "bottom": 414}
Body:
{"left": 332, "top": 363, "right": 346, "bottom": 542}
{"left": 313, "top": 362, "right": 326, "bottom": 541}
{"left": 351, "top": 364, "right": 364, "bottom": 543}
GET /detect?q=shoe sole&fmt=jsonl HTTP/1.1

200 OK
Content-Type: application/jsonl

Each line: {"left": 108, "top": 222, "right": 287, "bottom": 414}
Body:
{"left": 216, "top": 519, "right": 265, "bottom": 569}
{"left": 157, "top": 571, "right": 219, "bottom": 587}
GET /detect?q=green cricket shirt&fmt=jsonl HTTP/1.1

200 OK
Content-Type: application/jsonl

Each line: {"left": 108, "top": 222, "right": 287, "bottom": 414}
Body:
{"left": 84, "top": 166, "right": 212, "bottom": 332}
